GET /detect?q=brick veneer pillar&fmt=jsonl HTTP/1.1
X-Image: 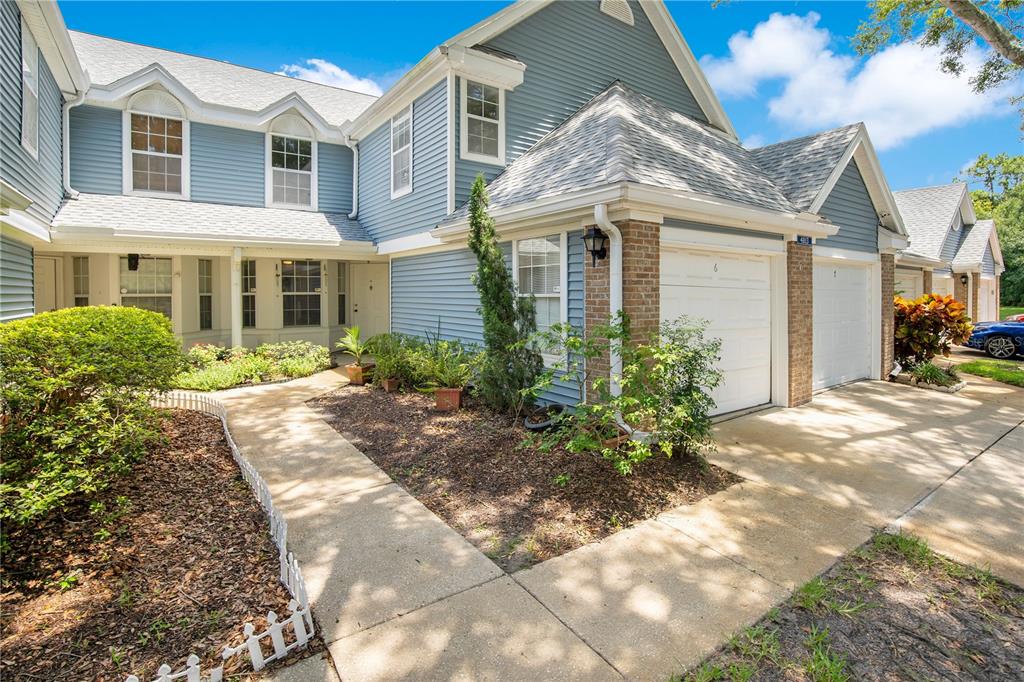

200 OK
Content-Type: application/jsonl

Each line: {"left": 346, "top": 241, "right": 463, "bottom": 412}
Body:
{"left": 971, "top": 274, "right": 980, "bottom": 321}
{"left": 922, "top": 269, "right": 933, "bottom": 295}
{"left": 954, "top": 274, "right": 968, "bottom": 308}
{"left": 880, "top": 253, "right": 895, "bottom": 376}
{"left": 583, "top": 220, "right": 661, "bottom": 398}
{"left": 786, "top": 242, "right": 813, "bottom": 407}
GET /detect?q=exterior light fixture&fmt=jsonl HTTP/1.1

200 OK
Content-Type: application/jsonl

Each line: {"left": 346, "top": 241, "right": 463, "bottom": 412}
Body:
{"left": 127, "top": 253, "right": 140, "bottom": 271}
{"left": 959, "top": 274, "right": 969, "bottom": 285}
{"left": 583, "top": 226, "right": 609, "bottom": 267}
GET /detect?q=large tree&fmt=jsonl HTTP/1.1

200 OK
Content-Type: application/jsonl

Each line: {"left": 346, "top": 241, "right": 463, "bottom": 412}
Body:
{"left": 854, "top": 1, "right": 1023, "bottom": 126}
{"left": 961, "top": 153, "right": 1024, "bottom": 305}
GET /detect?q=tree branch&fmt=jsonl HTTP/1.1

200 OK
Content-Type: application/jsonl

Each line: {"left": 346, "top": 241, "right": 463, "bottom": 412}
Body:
{"left": 939, "top": 0, "right": 1024, "bottom": 68}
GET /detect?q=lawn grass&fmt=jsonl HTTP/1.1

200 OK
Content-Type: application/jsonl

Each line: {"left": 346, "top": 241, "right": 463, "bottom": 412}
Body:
{"left": 957, "top": 358, "right": 1024, "bottom": 387}
{"left": 1001, "top": 305, "right": 1024, "bottom": 319}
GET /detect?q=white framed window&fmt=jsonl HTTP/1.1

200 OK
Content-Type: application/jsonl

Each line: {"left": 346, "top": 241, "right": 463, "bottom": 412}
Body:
{"left": 514, "top": 233, "right": 568, "bottom": 364}
{"left": 123, "top": 90, "right": 190, "bottom": 199}
{"left": 72, "top": 256, "right": 89, "bottom": 307}
{"left": 337, "top": 262, "right": 347, "bottom": 325}
{"left": 242, "top": 259, "right": 256, "bottom": 328}
{"left": 198, "top": 258, "right": 213, "bottom": 331}
{"left": 460, "top": 79, "right": 505, "bottom": 165}
{"left": 266, "top": 115, "right": 317, "bottom": 210}
{"left": 120, "top": 256, "right": 172, "bottom": 318}
{"left": 281, "top": 259, "right": 321, "bottom": 327}
{"left": 20, "top": 17, "right": 39, "bottom": 158}
{"left": 390, "top": 105, "right": 412, "bottom": 198}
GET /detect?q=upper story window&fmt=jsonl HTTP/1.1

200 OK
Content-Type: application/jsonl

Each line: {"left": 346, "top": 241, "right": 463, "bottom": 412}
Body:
{"left": 390, "top": 105, "right": 412, "bottom": 199}
{"left": 267, "top": 114, "right": 317, "bottom": 210}
{"left": 460, "top": 79, "right": 505, "bottom": 165}
{"left": 20, "top": 18, "right": 39, "bottom": 158}
{"left": 124, "top": 90, "right": 190, "bottom": 199}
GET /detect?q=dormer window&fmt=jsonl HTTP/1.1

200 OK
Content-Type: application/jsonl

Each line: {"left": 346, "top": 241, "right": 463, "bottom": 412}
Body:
{"left": 123, "top": 90, "right": 190, "bottom": 199}
{"left": 266, "top": 114, "right": 317, "bottom": 210}
{"left": 460, "top": 79, "right": 505, "bottom": 165}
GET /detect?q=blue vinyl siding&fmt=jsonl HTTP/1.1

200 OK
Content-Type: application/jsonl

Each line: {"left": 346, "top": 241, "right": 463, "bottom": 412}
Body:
{"left": 982, "top": 245, "right": 996, "bottom": 277}
{"left": 934, "top": 212, "right": 965, "bottom": 276}
{"left": 391, "top": 232, "right": 585, "bottom": 404}
{"left": 0, "top": 233, "right": 34, "bottom": 321}
{"left": 190, "top": 122, "right": 263, "bottom": 206}
{"left": 318, "top": 141, "right": 354, "bottom": 214}
{"left": 357, "top": 79, "right": 447, "bottom": 242}
{"left": 455, "top": 0, "right": 708, "bottom": 207}
{"left": 0, "top": 1, "right": 65, "bottom": 223}
{"left": 663, "top": 218, "right": 784, "bottom": 241}
{"left": 817, "top": 159, "right": 879, "bottom": 254}
{"left": 69, "top": 105, "right": 121, "bottom": 195}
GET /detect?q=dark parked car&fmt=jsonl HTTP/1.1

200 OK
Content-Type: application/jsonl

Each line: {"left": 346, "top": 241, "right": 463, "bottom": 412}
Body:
{"left": 1006, "top": 313, "right": 1024, "bottom": 322}
{"left": 963, "top": 321, "right": 1024, "bottom": 359}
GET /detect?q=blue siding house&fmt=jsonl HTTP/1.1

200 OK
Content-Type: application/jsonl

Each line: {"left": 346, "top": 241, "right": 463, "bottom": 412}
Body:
{"left": 4, "top": 0, "right": 929, "bottom": 411}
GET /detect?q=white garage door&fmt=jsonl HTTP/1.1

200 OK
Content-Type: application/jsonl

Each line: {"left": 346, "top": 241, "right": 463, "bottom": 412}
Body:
{"left": 813, "top": 262, "right": 872, "bottom": 390}
{"left": 979, "top": 279, "right": 997, "bottom": 321}
{"left": 933, "top": 276, "right": 953, "bottom": 297}
{"left": 894, "top": 269, "right": 923, "bottom": 299}
{"left": 661, "top": 248, "right": 772, "bottom": 415}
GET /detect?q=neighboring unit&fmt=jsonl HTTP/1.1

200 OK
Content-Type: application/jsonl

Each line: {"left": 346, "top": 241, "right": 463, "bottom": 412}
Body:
{"left": 894, "top": 183, "right": 1005, "bottom": 322}
{"left": 2, "top": 0, "right": 922, "bottom": 413}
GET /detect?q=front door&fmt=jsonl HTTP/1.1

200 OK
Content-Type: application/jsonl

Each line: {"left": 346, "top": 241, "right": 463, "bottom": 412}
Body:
{"left": 33, "top": 257, "right": 58, "bottom": 313}
{"left": 350, "top": 263, "right": 390, "bottom": 338}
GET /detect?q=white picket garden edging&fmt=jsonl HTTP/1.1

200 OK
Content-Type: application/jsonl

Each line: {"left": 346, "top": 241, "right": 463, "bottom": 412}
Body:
{"left": 126, "top": 391, "right": 315, "bottom": 682}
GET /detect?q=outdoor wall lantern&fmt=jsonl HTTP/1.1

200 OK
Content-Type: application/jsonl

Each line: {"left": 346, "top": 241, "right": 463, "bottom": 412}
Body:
{"left": 583, "top": 226, "right": 609, "bottom": 267}
{"left": 960, "top": 274, "right": 969, "bottom": 285}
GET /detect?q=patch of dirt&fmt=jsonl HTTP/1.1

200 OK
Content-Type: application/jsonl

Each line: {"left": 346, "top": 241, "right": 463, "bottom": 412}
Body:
{"left": 309, "top": 386, "right": 739, "bottom": 572}
{"left": 683, "top": 533, "right": 1024, "bottom": 681}
{"left": 0, "top": 410, "right": 317, "bottom": 681}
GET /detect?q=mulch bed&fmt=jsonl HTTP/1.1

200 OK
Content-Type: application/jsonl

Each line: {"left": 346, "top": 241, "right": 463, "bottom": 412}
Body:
{"left": 683, "top": 533, "right": 1024, "bottom": 681}
{"left": 0, "top": 410, "right": 316, "bottom": 681}
{"left": 309, "top": 386, "right": 740, "bottom": 572}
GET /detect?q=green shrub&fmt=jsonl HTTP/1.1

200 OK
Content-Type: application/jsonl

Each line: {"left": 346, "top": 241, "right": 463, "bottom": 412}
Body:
{"left": 894, "top": 294, "right": 973, "bottom": 367}
{"left": 368, "top": 333, "right": 416, "bottom": 386}
{"left": 0, "top": 306, "right": 182, "bottom": 525}
{"left": 173, "top": 340, "right": 330, "bottom": 390}
{"left": 257, "top": 340, "right": 329, "bottom": 367}
{"left": 185, "top": 343, "right": 224, "bottom": 368}
{"left": 909, "top": 362, "right": 959, "bottom": 387}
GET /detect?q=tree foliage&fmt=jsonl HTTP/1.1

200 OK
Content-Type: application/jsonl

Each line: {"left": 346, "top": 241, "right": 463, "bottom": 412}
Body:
{"left": 466, "top": 175, "right": 543, "bottom": 416}
{"left": 962, "top": 153, "right": 1024, "bottom": 304}
{"left": 893, "top": 294, "right": 974, "bottom": 367}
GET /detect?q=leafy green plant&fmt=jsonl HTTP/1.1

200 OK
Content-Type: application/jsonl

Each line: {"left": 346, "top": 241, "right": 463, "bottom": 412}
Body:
{"left": 909, "top": 362, "right": 959, "bottom": 387}
{"left": 795, "top": 577, "right": 829, "bottom": 610}
{"left": 0, "top": 307, "right": 182, "bottom": 526}
{"left": 423, "top": 341, "right": 477, "bottom": 389}
{"left": 368, "top": 333, "right": 420, "bottom": 386}
{"left": 466, "top": 174, "right": 543, "bottom": 417}
{"left": 174, "top": 341, "right": 329, "bottom": 390}
{"left": 893, "top": 294, "right": 973, "bottom": 367}
{"left": 336, "top": 325, "right": 370, "bottom": 366}
{"left": 803, "top": 626, "right": 849, "bottom": 682}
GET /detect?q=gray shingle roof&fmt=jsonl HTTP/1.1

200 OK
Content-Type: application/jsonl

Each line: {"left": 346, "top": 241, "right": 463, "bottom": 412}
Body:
{"left": 445, "top": 82, "right": 795, "bottom": 221}
{"left": 749, "top": 124, "right": 860, "bottom": 212}
{"left": 53, "top": 193, "right": 371, "bottom": 245}
{"left": 70, "top": 31, "right": 378, "bottom": 127}
{"left": 953, "top": 218, "right": 994, "bottom": 269}
{"left": 892, "top": 183, "right": 968, "bottom": 261}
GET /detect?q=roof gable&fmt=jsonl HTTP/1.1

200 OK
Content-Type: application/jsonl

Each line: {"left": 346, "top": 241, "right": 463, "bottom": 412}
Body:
{"left": 953, "top": 219, "right": 1003, "bottom": 271}
{"left": 892, "top": 183, "right": 971, "bottom": 261}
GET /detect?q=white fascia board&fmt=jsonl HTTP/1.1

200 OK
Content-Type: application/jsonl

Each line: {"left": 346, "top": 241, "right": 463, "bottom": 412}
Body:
{"left": 17, "top": 1, "right": 89, "bottom": 94}
{"left": 49, "top": 226, "right": 378, "bottom": 253}
{"left": 85, "top": 66, "right": 347, "bottom": 143}
{"left": 447, "top": 45, "right": 526, "bottom": 89}
{"left": 637, "top": 1, "right": 738, "bottom": 141}
{"left": 377, "top": 231, "right": 445, "bottom": 255}
{"left": 443, "top": 0, "right": 554, "bottom": 48}
{"left": 895, "top": 252, "right": 944, "bottom": 268}
{"left": 878, "top": 226, "right": 909, "bottom": 253}
{"left": 989, "top": 227, "right": 1004, "bottom": 268}
{"left": 1, "top": 211, "right": 52, "bottom": 243}
{"left": 958, "top": 184, "right": 977, "bottom": 225}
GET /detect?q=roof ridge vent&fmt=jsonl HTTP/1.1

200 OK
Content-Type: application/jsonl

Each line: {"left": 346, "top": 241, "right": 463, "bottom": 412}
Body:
{"left": 600, "top": 0, "right": 634, "bottom": 26}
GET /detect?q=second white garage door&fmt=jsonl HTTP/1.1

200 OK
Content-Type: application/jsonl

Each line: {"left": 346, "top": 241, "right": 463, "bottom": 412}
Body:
{"left": 813, "top": 262, "right": 872, "bottom": 390}
{"left": 661, "top": 248, "right": 772, "bottom": 415}
{"left": 894, "top": 269, "right": 923, "bottom": 299}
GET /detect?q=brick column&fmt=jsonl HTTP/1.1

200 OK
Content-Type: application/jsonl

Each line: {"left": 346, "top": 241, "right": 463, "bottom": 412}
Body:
{"left": 922, "top": 269, "right": 933, "bottom": 295}
{"left": 880, "top": 253, "right": 895, "bottom": 376}
{"left": 786, "top": 242, "right": 813, "bottom": 407}
{"left": 954, "top": 274, "right": 968, "bottom": 308}
{"left": 971, "top": 274, "right": 980, "bottom": 321}
{"left": 583, "top": 220, "right": 661, "bottom": 398}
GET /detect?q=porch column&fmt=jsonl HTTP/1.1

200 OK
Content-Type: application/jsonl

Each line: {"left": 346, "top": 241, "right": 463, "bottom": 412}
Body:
{"left": 231, "top": 247, "right": 242, "bottom": 347}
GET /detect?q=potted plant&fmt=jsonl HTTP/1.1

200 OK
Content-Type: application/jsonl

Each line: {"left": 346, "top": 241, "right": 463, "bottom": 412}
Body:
{"left": 336, "top": 326, "right": 372, "bottom": 385}
{"left": 369, "top": 333, "right": 405, "bottom": 393}
{"left": 424, "top": 341, "right": 476, "bottom": 411}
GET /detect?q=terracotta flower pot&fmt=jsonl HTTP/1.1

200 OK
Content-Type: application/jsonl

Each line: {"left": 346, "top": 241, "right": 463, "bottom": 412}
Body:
{"left": 434, "top": 387, "right": 463, "bottom": 411}
{"left": 382, "top": 377, "right": 400, "bottom": 393}
{"left": 346, "top": 363, "right": 365, "bottom": 386}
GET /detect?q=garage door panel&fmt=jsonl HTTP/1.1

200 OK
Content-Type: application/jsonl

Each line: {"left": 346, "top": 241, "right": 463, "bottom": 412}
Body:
{"left": 813, "top": 262, "right": 872, "bottom": 391}
{"left": 895, "top": 270, "right": 923, "bottom": 299}
{"left": 661, "top": 249, "right": 773, "bottom": 415}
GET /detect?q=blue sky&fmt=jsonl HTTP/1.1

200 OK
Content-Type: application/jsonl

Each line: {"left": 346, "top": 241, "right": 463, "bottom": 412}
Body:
{"left": 60, "top": 1, "right": 1021, "bottom": 192}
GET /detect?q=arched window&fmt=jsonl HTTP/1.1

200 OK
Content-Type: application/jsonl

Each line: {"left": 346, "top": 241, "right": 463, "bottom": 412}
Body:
{"left": 124, "top": 89, "right": 189, "bottom": 198}
{"left": 266, "top": 114, "right": 317, "bottom": 210}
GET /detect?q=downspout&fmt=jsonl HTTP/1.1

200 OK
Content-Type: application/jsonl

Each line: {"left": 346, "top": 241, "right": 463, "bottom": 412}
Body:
{"left": 62, "top": 89, "right": 87, "bottom": 199}
{"left": 345, "top": 136, "right": 359, "bottom": 219}
{"left": 593, "top": 204, "right": 623, "bottom": 396}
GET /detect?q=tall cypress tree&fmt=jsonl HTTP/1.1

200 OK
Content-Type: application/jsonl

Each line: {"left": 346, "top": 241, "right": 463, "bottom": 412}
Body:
{"left": 467, "top": 175, "right": 543, "bottom": 415}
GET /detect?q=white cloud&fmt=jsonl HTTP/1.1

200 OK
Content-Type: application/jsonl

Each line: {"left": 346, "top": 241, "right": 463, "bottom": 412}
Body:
{"left": 742, "top": 133, "right": 766, "bottom": 149}
{"left": 276, "top": 59, "right": 384, "bottom": 96}
{"left": 700, "top": 12, "right": 1016, "bottom": 149}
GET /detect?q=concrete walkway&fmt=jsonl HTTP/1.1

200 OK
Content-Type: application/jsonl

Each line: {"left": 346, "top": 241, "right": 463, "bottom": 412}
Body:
{"left": 217, "top": 370, "right": 1024, "bottom": 681}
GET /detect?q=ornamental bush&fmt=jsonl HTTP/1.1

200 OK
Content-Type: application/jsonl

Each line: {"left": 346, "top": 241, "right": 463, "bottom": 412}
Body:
{"left": 0, "top": 306, "right": 183, "bottom": 525}
{"left": 893, "top": 294, "right": 973, "bottom": 368}
{"left": 174, "top": 340, "right": 330, "bottom": 390}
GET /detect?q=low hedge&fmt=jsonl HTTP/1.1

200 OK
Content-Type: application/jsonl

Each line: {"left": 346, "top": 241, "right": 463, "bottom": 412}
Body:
{"left": 173, "top": 341, "right": 330, "bottom": 391}
{"left": 0, "top": 306, "right": 183, "bottom": 526}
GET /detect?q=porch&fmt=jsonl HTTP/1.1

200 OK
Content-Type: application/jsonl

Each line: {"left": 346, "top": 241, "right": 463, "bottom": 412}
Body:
{"left": 31, "top": 249, "right": 390, "bottom": 349}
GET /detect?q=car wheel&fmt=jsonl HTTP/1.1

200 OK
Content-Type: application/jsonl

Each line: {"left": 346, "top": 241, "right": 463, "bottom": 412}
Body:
{"left": 984, "top": 335, "right": 1017, "bottom": 359}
